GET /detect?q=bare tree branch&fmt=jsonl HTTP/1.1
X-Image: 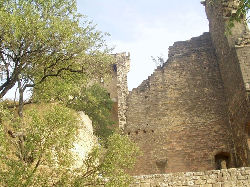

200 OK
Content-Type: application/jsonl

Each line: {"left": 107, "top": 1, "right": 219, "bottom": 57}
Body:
{"left": 0, "top": 59, "right": 22, "bottom": 98}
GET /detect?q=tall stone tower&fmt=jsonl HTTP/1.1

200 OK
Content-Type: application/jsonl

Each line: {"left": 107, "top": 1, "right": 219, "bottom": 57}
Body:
{"left": 204, "top": 0, "right": 250, "bottom": 166}
{"left": 103, "top": 52, "right": 130, "bottom": 129}
{"left": 123, "top": 0, "right": 249, "bottom": 175}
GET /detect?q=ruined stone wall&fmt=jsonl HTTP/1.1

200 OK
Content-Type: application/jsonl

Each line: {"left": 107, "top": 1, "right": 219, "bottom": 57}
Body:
{"left": 125, "top": 33, "right": 233, "bottom": 175}
{"left": 124, "top": 0, "right": 250, "bottom": 176}
{"left": 103, "top": 52, "right": 130, "bottom": 129}
{"left": 103, "top": 61, "right": 119, "bottom": 123}
{"left": 236, "top": 43, "right": 250, "bottom": 95}
{"left": 235, "top": 41, "right": 250, "bottom": 161}
{"left": 131, "top": 167, "right": 250, "bottom": 187}
{"left": 116, "top": 52, "right": 130, "bottom": 129}
{"left": 205, "top": 0, "right": 249, "bottom": 167}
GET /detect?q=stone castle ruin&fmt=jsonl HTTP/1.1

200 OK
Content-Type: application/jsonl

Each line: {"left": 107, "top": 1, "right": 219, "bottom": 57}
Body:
{"left": 104, "top": 0, "right": 250, "bottom": 181}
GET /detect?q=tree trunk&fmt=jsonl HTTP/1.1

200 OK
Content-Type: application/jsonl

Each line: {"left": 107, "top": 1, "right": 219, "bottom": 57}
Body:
{"left": 18, "top": 79, "right": 24, "bottom": 118}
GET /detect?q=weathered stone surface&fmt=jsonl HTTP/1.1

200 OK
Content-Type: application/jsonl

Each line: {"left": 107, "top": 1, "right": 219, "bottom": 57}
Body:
{"left": 102, "top": 0, "right": 250, "bottom": 184}
{"left": 103, "top": 52, "right": 130, "bottom": 129}
{"left": 125, "top": 32, "right": 232, "bottom": 175}
{"left": 131, "top": 167, "right": 250, "bottom": 187}
{"left": 123, "top": 0, "right": 250, "bottom": 176}
{"left": 205, "top": 0, "right": 250, "bottom": 168}
{"left": 71, "top": 112, "right": 97, "bottom": 168}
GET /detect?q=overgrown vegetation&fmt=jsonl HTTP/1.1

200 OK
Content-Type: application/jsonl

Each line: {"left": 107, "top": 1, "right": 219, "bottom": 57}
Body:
{"left": 151, "top": 55, "right": 166, "bottom": 68}
{"left": 0, "top": 0, "right": 140, "bottom": 186}
{"left": 231, "top": 0, "right": 249, "bottom": 23}
{"left": 226, "top": 0, "right": 250, "bottom": 34}
{"left": 0, "top": 103, "right": 140, "bottom": 186}
{"left": 208, "top": 0, "right": 250, "bottom": 33}
{"left": 0, "top": 0, "right": 113, "bottom": 116}
{"left": 67, "top": 84, "right": 114, "bottom": 143}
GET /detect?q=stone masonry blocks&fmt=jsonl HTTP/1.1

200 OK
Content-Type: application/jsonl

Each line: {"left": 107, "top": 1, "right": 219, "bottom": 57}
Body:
{"left": 131, "top": 167, "right": 250, "bottom": 187}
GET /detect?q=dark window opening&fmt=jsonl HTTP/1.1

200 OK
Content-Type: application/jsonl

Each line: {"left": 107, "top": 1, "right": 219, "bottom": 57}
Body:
{"left": 156, "top": 159, "right": 167, "bottom": 174}
{"left": 215, "top": 152, "right": 230, "bottom": 170}
{"left": 112, "top": 64, "right": 117, "bottom": 72}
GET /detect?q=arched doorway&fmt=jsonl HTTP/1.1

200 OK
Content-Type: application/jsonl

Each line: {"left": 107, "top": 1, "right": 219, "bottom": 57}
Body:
{"left": 215, "top": 152, "right": 231, "bottom": 170}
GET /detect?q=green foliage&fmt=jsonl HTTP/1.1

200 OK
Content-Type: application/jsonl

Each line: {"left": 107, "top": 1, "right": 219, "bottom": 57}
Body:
{"left": 68, "top": 84, "right": 114, "bottom": 142}
{"left": 0, "top": 0, "right": 115, "bottom": 142}
{"left": 99, "top": 133, "right": 141, "bottom": 186}
{"left": 0, "top": 90, "right": 139, "bottom": 187}
{"left": 208, "top": 0, "right": 249, "bottom": 34}
{"left": 226, "top": 0, "right": 250, "bottom": 34}
{"left": 0, "top": 104, "right": 79, "bottom": 186}
{"left": 0, "top": 101, "right": 11, "bottom": 124}
{"left": 33, "top": 81, "right": 115, "bottom": 143}
{"left": 0, "top": 107, "right": 140, "bottom": 187}
{"left": 32, "top": 72, "right": 88, "bottom": 104}
{"left": 0, "top": 1, "right": 139, "bottom": 186}
{"left": 62, "top": 133, "right": 141, "bottom": 187}
{"left": 151, "top": 55, "right": 166, "bottom": 67}
{"left": 235, "top": 0, "right": 250, "bottom": 22}
{"left": 0, "top": 0, "right": 113, "bottom": 98}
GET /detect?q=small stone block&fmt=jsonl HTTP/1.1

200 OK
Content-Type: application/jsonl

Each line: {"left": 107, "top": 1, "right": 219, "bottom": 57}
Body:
{"left": 194, "top": 172, "right": 204, "bottom": 176}
{"left": 212, "top": 183, "right": 221, "bottom": 187}
{"left": 202, "top": 184, "right": 213, "bottom": 187}
{"left": 140, "top": 183, "right": 150, "bottom": 187}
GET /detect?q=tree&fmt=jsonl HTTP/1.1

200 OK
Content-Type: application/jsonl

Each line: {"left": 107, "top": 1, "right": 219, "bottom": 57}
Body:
{"left": 66, "top": 84, "right": 115, "bottom": 143}
{"left": 0, "top": 0, "right": 140, "bottom": 186}
{"left": 0, "top": 0, "right": 113, "bottom": 116}
{"left": 0, "top": 103, "right": 140, "bottom": 186}
{"left": 61, "top": 133, "right": 140, "bottom": 187}
{"left": 0, "top": 104, "right": 79, "bottom": 186}
{"left": 33, "top": 81, "right": 115, "bottom": 143}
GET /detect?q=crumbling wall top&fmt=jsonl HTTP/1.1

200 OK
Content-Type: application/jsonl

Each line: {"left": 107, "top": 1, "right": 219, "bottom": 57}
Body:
{"left": 202, "top": 0, "right": 242, "bottom": 19}
{"left": 112, "top": 52, "right": 130, "bottom": 74}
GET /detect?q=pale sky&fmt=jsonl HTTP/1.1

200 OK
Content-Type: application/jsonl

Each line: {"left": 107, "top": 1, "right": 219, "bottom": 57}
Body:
{"left": 77, "top": 0, "right": 209, "bottom": 90}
